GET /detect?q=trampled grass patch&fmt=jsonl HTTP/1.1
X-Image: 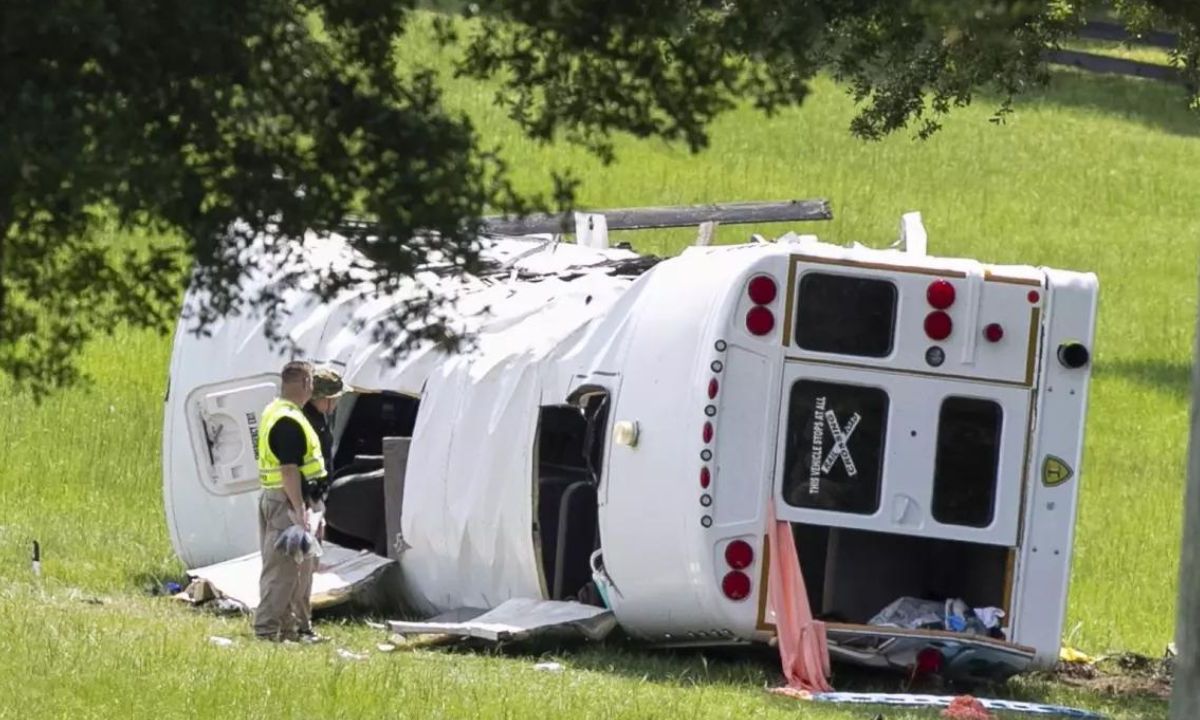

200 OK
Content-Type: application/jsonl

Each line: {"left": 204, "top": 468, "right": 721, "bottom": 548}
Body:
{"left": 0, "top": 13, "right": 1194, "bottom": 718}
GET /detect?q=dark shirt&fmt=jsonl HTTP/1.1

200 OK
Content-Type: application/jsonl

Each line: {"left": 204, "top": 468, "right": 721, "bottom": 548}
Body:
{"left": 267, "top": 416, "right": 307, "bottom": 466}
{"left": 303, "top": 402, "right": 334, "bottom": 474}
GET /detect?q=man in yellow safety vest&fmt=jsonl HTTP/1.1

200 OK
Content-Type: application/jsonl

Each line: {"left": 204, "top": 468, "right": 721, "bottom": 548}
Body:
{"left": 254, "top": 360, "right": 329, "bottom": 642}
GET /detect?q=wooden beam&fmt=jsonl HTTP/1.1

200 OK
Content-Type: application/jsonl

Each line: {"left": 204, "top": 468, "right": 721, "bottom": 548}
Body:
{"left": 480, "top": 199, "right": 832, "bottom": 236}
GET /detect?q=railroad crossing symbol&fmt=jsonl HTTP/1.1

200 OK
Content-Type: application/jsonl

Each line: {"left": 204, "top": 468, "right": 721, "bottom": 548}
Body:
{"left": 1042, "top": 455, "right": 1074, "bottom": 487}
{"left": 821, "top": 410, "right": 861, "bottom": 477}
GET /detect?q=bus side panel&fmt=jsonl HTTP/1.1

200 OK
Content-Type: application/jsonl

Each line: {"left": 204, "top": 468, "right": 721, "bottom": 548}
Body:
{"left": 1011, "top": 270, "right": 1098, "bottom": 666}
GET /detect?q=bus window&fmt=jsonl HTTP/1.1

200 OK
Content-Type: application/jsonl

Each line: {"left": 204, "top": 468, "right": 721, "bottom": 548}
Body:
{"left": 932, "top": 397, "right": 1003, "bottom": 528}
{"left": 782, "top": 380, "right": 888, "bottom": 515}
{"left": 794, "top": 272, "right": 897, "bottom": 357}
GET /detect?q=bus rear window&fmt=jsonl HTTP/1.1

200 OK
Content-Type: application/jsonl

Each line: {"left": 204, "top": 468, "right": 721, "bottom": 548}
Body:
{"left": 782, "top": 380, "right": 888, "bottom": 515}
{"left": 794, "top": 273, "right": 897, "bottom": 357}
{"left": 932, "top": 397, "right": 1003, "bottom": 528}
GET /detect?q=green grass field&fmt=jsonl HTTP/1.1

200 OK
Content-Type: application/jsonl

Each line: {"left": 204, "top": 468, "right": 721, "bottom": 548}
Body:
{"left": 0, "top": 16, "right": 1194, "bottom": 718}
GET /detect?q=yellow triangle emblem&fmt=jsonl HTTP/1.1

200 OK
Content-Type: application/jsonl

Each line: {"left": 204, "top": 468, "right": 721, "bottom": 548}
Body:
{"left": 1042, "top": 456, "right": 1074, "bottom": 487}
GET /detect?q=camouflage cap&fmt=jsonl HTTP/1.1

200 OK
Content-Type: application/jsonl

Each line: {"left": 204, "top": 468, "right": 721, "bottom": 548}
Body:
{"left": 311, "top": 368, "right": 346, "bottom": 400}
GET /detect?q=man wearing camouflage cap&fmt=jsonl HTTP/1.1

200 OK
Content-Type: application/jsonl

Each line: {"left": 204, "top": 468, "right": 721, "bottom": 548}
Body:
{"left": 304, "top": 367, "right": 346, "bottom": 478}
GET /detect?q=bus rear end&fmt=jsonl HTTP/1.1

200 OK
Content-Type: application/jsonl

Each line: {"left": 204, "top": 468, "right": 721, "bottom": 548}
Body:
{"left": 751, "top": 249, "right": 1097, "bottom": 679}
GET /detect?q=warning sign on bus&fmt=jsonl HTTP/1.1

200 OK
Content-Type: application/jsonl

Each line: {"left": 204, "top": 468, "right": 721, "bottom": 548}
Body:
{"left": 783, "top": 380, "right": 888, "bottom": 515}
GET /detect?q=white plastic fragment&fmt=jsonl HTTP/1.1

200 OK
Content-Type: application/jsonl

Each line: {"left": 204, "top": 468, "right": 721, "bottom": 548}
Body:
{"left": 534, "top": 662, "right": 564, "bottom": 673}
{"left": 337, "top": 648, "right": 369, "bottom": 661}
{"left": 209, "top": 636, "right": 234, "bottom": 648}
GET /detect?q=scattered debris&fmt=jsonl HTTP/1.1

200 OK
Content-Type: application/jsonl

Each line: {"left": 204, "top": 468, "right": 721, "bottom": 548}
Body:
{"left": 376, "top": 643, "right": 396, "bottom": 653}
{"left": 365, "top": 621, "right": 387, "bottom": 630}
{"left": 767, "top": 686, "right": 813, "bottom": 701}
{"left": 533, "top": 662, "right": 564, "bottom": 673}
{"left": 209, "top": 636, "right": 234, "bottom": 648}
{"left": 387, "top": 598, "right": 616, "bottom": 643}
{"left": 336, "top": 648, "right": 369, "bottom": 661}
{"left": 792, "top": 692, "right": 1105, "bottom": 719}
{"left": 1060, "top": 647, "right": 1094, "bottom": 665}
{"left": 942, "top": 695, "right": 994, "bottom": 720}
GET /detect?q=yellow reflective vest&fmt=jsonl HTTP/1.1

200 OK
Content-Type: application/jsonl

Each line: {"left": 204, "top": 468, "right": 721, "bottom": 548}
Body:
{"left": 257, "top": 398, "right": 327, "bottom": 488}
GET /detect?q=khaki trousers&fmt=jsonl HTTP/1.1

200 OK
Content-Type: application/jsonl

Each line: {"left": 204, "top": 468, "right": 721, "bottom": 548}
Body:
{"left": 253, "top": 488, "right": 316, "bottom": 639}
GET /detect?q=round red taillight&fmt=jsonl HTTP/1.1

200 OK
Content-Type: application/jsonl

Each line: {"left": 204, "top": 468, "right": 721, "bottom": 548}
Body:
{"left": 984, "top": 323, "right": 1004, "bottom": 343}
{"left": 724, "top": 540, "right": 754, "bottom": 570}
{"left": 746, "top": 307, "right": 775, "bottom": 336}
{"left": 924, "top": 311, "right": 952, "bottom": 340}
{"left": 721, "top": 571, "right": 751, "bottom": 601}
{"left": 700, "top": 467, "right": 711, "bottom": 488}
{"left": 708, "top": 378, "right": 719, "bottom": 400}
{"left": 926, "top": 279, "right": 956, "bottom": 309}
{"left": 702, "top": 422, "right": 713, "bottom": 444}
{"left": 747, "top": 276, "right": 778, "bottom": 305}
{"left": 1028, "top": 290, "right": 1041, "bottom": 304}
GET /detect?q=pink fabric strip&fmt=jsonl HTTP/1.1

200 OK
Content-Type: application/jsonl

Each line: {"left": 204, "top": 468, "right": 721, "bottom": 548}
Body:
{"left": 767, "top": 501, "right": 833, "bottom": 693}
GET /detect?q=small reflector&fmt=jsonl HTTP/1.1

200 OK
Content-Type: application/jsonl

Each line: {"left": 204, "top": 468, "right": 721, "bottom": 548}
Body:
{"left": 1028, "top": 290, "right": 1041, "bottom": 304}
{"left": 984, "top": 323, "right": 1004, "bottom": 343}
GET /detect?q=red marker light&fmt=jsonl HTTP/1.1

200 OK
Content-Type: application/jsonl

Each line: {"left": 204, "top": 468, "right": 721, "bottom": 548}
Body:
{"left": 700, "top": 467, "right": 711, "bottom": 488}
{"left": 702, "top": 422, "right": 714, "bottom": 444}
{"left": 708, "top": 378, "right": 719, "bottom": 400}
{"left": 1028, "top": 290, "right": 1041, "bottom": 304}
{"left": 924, "top": 311, "right": 952, "bottom": 341}
{"left": 747, "top": 276, "right": 778, "bottom": 305}
{"left": 724, "top": 540, "right": 754, "bottom": 570}
{"left": 984, "top": 323, "right": 1004, "bottom": 343}
{"left": 926, "top": 280, "right": 956, "bottom": 309}
{"left": 721, "top": 571, "right": 751, "bottom": 601}
{"left": 746, "top": 307, "right": 775, "bottom": 336}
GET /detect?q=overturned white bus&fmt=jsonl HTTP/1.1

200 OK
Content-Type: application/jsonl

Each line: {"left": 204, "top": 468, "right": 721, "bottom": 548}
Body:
{"left": 163, "top": 200, "right": 1097, "bottom": 682}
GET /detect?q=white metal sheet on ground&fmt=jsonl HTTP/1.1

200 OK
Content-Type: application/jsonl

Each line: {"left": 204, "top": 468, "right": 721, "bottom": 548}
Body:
{"left": 186, "top": 542, "right": 395, "bottom": 610}
{"left": 388, "top": 598, "right": 617, "bottom": 642}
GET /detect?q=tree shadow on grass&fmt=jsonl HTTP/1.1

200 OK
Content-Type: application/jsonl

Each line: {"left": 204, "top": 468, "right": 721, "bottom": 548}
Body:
{"left": 1093, "top": 357, "right": 1192, "bottom": 401}
{"left": 981, "top": 67, "right": 1200, "bottom": 139}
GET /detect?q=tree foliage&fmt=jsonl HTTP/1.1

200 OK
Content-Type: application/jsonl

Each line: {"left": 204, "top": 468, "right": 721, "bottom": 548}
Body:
{"left": 1, "top": 0, "right": 1197, "bottom": 394}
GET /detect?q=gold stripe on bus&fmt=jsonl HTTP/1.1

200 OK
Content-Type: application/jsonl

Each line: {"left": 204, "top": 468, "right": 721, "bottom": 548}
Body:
{"left": 755, "top": 534, "right": 775, "bottom": 632}
{"left": 790, "top": 254, "right": 969, "bottom": 279}
{"left": 784, "top": 356, "right": 1034, "bottom": 389}
{"left": 1005, "top": 389, "right": 1039, "bottom": 626}
{"left": 1024, "top": 307, "right": 1042, "bottom": 387}
{"left": 782, "top": 257, "right": 799, "bottom": 347}
{"left": 984, "top": 269, "right": 1044, "bottom": 287}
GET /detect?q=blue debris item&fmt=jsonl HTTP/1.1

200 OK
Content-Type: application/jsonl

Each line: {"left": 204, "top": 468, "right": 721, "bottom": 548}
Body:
{"left": 808, "top": 692, "right": 1105, "bottom": 719}
{"left": 165, "top": 581, "right": 183, "bottom": 594}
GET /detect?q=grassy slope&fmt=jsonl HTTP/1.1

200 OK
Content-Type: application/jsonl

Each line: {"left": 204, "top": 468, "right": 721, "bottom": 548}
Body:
{"left": 1, "top": 15, "right": 1195, "bottom": 718}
